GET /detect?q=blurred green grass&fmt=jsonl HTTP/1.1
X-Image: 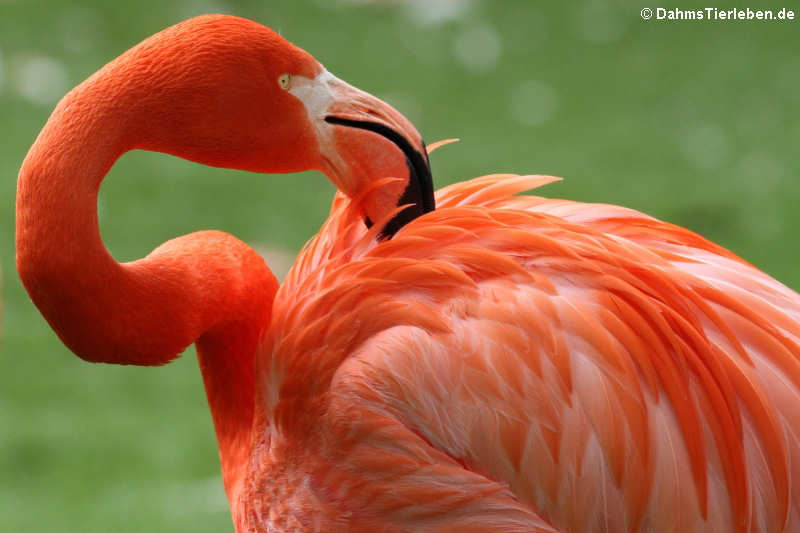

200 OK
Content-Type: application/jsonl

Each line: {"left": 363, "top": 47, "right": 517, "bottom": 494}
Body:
{"left": 2, "top": 0, "right": 799, "bottom": 531}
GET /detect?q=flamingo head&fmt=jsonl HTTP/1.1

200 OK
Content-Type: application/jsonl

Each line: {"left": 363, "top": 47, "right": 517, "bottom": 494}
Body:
{"left": 125, "top": 15, "right": 433, "bottom": 238}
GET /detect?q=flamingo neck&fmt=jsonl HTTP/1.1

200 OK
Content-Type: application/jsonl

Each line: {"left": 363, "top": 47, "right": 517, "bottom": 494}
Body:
{"left": 16, "top": 74, "right": 276, "bottom": 503}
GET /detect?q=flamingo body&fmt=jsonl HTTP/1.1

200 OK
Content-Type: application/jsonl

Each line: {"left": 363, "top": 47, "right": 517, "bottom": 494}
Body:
{"left": 240, "top": 175, "right": 800, "bottom": 532}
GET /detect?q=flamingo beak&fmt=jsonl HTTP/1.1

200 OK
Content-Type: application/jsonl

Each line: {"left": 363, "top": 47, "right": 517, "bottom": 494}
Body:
{"left": 289, "top": 70, "right": 434, "bottom": 239}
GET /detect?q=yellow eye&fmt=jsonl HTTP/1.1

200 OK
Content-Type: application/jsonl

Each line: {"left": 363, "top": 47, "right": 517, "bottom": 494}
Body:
{"left": 278, "top": 74, "right": 291, "bottom": 90}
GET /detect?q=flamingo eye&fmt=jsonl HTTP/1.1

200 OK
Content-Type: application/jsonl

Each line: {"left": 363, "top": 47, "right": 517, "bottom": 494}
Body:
{"left": 278, "top": 74, "right": 291, "bottom": 90}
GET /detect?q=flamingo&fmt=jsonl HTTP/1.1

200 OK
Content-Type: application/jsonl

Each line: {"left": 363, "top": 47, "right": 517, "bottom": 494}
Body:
{"left": 16, "top": 14, "right": 800, "bottom": 533}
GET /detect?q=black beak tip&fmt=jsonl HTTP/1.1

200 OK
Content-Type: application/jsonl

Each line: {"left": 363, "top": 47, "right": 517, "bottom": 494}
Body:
{"left": 377, "top": 148, "right": 433, "bottom": 240}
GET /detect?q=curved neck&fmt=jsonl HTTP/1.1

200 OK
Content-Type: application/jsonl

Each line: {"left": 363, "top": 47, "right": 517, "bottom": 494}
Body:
{"left": 16, "top": 72, "right": 277, "bottom": 503}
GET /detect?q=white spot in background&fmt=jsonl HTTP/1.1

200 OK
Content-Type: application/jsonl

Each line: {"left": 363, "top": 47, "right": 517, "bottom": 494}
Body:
{"left": 735, "top": 150, "right": 784, "bottom": 194}
{"left": 576, "top": 1, "right": 625, "bottom": 43}
{"left": 403, "top": 0, "right": 475, "bottom": 27}
{"left": 15, "top": 54, "right": 69, "bottom": 105}
{"left": 57, "top": 6, "right": 103, "bottom": 55}
{"left": 452, "top": 23, "right": 501, "bottom": 74}
{"left": 681, "top": 123, "right": 730, "bottom": 172}
{"left": 508, "top": 80, "right": 558, "bottom": 127}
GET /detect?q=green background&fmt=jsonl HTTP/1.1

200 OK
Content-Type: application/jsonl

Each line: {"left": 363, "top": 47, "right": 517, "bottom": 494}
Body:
{"left": 2, "top": 1, "right": 798, "bottom": 531}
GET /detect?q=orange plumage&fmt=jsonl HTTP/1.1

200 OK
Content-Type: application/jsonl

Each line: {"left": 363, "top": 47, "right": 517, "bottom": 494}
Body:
{"left": 241, "top": 174, "right": 800, "bottom": 532}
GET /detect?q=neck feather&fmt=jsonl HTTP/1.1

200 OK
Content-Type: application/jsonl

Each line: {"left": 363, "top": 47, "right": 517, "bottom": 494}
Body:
{"left": 15, "top": 70, "right": 277, "bottom": 503}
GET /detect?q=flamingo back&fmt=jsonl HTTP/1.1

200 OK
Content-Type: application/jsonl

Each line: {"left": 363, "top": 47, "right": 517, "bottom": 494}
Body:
{"left": 252, "top": 175, "right": 800, "bottom": 533}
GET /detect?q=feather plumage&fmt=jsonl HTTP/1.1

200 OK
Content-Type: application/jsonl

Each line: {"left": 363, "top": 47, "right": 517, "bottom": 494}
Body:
{"left": 247, "top": 174, "right": 800, "bottom": 532}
